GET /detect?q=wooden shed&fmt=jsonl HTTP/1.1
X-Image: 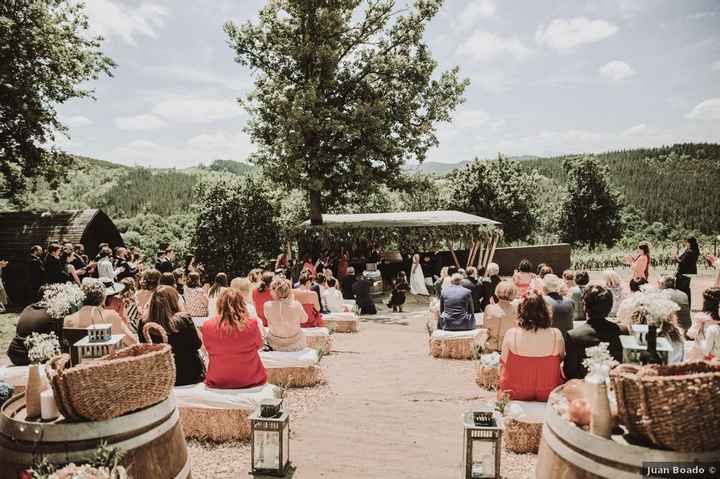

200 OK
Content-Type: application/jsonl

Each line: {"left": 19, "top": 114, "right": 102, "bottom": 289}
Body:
{"left": 0, "top": 209, "right": 124, "bottom": 305}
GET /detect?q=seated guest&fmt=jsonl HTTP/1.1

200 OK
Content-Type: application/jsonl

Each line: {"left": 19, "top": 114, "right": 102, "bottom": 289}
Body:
{"left": 230, "top": 277, "right": 259, "bottom": 320}
{"left": 563, "top": 286, "right": 623, "bottom": 380}
{"left": 561, "top": 270, "right": 575, "bottom": 296}
{"left": 7, "top": 300, "right": 59, "bottom": 365}
{"left": 352, "top": 270, "right": 378, "bottom": 315}
{"left": 616, "top": 277, "right": 648, "bottom": 325}
{"left": 202, "top": 289, "right": 267, "bottom": 389}
{"left": 499, "top": 294, "right": 564, "bottom": 401}
{"left": 65, "top": 281, "right": 138, "bottom": 344}
{"left": 252, "top": 271, "right": 275, "bottom": 326}
{"left": 207, "top": 273, "right": 228, "bottom": 320}
{"left": 657, "top": 275, "right": 691, "bottom": 331}
{"left": 340, "top": 266, "right": 356, "bottom": 300}
{"left": 159, "top": 272, "right": 185, "bottom": 305}
{"left": 264, "top": 278, "right": 307, "bottom": 351}
{"left": 293, "top": 272, "right": 323, "bottom": 327}
{"left": 687, "top": 288, "right": 720, "bottom": 361}
{"left": 439, "top": 273, "right": 475, "bottom": 331}
{"left": 603, "top": 270, "right": 625, "bottom": 318}
{"left": 322, "top": 277, "right": 347, "bottom": 313}
{"left": 96, "top": 246, "right": 116, "bottom": 280}
{"left": 484, "top": 262, "right": 502, "bottom": 308}
{"left": 569, "top": 271, "right": 590, "bottom": 322}
{"left": 461, "top": 267, "right": 483, "bottom": 312}
{"left": 183, "top": 272, "right": 209, "bottom": 318}
{"left": 542, "top": 274, "right": 575, "bottom": 333}
{"left": 136, "top": 269, "right": 161, "bottom": 316}
{"left": 119, "top": 277, "right": 140, "bottom": 333}
{"left": 483, "top": 281, "right": 518, "bottom": 351}
{"left": 140, "top": 286, "right": 204, "bottom": 386}
{"left": 512, "top": 259, "right": 535, "bottom": 297}
{"left": 387, "top": 271, "right": 411, "bottom": 313}
{"left": 44, "top": 244, "right": 70, "bottom": 285}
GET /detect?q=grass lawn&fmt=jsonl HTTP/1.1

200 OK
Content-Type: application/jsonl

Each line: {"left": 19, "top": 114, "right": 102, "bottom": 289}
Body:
{"left": 0, "top": 310, "right": 19, "bottom": 362}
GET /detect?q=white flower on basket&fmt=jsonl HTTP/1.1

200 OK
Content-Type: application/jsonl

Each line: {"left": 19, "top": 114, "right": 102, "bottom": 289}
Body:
{"left": 480, "top": 352, "right": 500, "bottom": 368}
{"left": 24, "top": 332, "right": 61, "bottom": 364}
{"left": 623, "top": 289, "right": 679, "bottom": 328}
{"left": 582, "top": 342, "right": 618, "bottom": 382}
{"left": 48, "top": 464, "right": 128, "bottom": 479}
{"left": 43, "top": 282, "right": 85, "bottom": 320}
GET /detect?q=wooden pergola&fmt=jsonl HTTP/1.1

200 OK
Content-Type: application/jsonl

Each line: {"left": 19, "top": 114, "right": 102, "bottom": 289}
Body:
{"left": 288, "top": 210, "right": 503, "bottom": 269}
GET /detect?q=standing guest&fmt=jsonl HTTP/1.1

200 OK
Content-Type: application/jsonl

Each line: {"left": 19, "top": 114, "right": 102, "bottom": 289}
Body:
{"left": 461, "top": 267, "right": 483, "bottom": 312}
{"left": 65, "top": 281, "right": 137, "bottom": 344}
{"left": 483, "top": 281, "right": 518, "bottom": 352}
{"left": 321, "top": 277, "right": 347, "bottom": 313}
{"left": 563, "top": 286, "right": 623, "bottom": 379}
{"left": 625, "top": 242, "right": 651, "bottom": 281}
{"left": 484, "top": 262, "right": 502, "bottom": 308}
{"left": 542, "top": 274, "right": 575, "bottom": 333}
{"left": 499, "top": 294, "right": 564, "bottom": 402}
{"left": 28, "top": 245, "right": 45, "bottom": 301}
{"left": 203, "top": 289, "right": 266, "bottom": 389}
{"left": 569, "top": 271, "right": 590, "bottom": 322}
{"left": 512, "top": 259, "right": 535, "bottom": 297}
{"left": 114, "top": 248, "right": 137, "bottom": 281}
{"left": 302, "top": 257, "right": 317, "bottom": 278}
{"left": 387, "top": 271, "right": 411, "bottom": 313}
{"left": 352, "top": 270, "right": 377, "bottom": 315}
{"left": 119, "top": 277, "right": 140, "bottom": 333}
{"left": 409, "top": 254, "right": 429, "bottom": 296}
{"left": 337, "top": 251, "right": 349, "bottom": 278}
{"left": 184, "top": 272, "right": 209, "bottom": 319}
{"left": 687, "top": 288, "right": 720, "bottom": 361}
{"left": 0, "top": 258, "right": 8, "bottom": 312}
{"left": 140, "top": 286, "right": 204, "bottom": 386}
{"left": 439, "top": 274, "right": 475, "bottom": 331}
{"left": 275, "top": 252, "right": 288, "bottom": 272}
{"left": 136, "top": 269, "right": 161, "bottom": 316}
{"left": 173, "top": 268, "right": 185, "bottom": 296}
{"left": 96, "top": 246, "right": 116, "bottom": 280}
{"left": 657, "top": 276, "right": 691, "bottom": 331}
{"left": 230, "top": 277, "right": 259, "bottom": 320}
{"left": 562, "top": 270, "right": 575, "bottom": 295}
{"left": 93, "top": 243, "right": 109, "bottom": 262}
{"left": 312, "top": 272, "right": 325, "bottom": 310}
{"left": 252, "top": 271, "right": 275, "bottom": 326}
{"left": 61, "top": 250, "right": 82, "bottom": 286}
{"left": 340, "top": 266, "right": 356, "bottom": 300}
{"left": 294, "top": 272, "right": 323, "bottom": 327}
{"left": 184, "top": 255, "right": 196, "bottom": 276}
{"left": 265, "top": 278, "right": 307, "bottom": 351}
{"left": 44, "top": 244, "right": 69, "bottom": 284}
{"left": 207, "top": 273, "right": 228, "bottom": 320}
{"left": 155, "top": 248, "right": 175, "bottom": 274}
{"left": 70, "top": 245, "right": 88, "bottom": 280}
{"left": 603, "top": 270, "right": 625, "bottom": 318}
{"left": 674, "top": 237, "right": 699, "bottom": 309}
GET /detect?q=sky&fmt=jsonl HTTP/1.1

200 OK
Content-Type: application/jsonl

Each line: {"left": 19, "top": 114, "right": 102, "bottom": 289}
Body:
{"left": 56, "top": 0, "right": 720, "bottom": 167}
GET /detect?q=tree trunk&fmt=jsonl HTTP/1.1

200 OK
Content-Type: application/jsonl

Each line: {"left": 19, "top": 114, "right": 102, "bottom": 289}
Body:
{"left": 310, "top": 190, "right": 323, "bottom": 225}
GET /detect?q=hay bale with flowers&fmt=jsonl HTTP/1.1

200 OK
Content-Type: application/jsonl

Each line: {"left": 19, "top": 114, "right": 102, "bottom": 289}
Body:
{"left": 261, "top": 348, "right": 323, "bottom": 387}
{"left": 475, "top": 350, "right": 500, "bottom": 390}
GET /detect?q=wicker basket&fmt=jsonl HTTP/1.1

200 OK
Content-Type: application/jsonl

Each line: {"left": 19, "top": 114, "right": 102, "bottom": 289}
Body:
{"left": 504, "top": 417, "right": 543, "bottom": 454}
{"left": 610, "top": 361, "right": 720, "bottom": 452}
{"left": 475, "top": 364, "right": 499, "bottom": 390}
{"left": 46, "top": 322, "right": 176, "bottom": 421}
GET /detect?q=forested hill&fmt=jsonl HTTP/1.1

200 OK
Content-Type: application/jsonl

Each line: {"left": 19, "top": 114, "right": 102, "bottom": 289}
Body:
{"left": 518, "top": 143, "right": 720, "bottom": 234}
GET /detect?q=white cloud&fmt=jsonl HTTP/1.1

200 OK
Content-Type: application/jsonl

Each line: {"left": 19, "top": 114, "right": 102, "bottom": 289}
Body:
{"left": 456, "top": 1, "right": 496, "bottom": 31}
{"left": 114, "top": 114, "right": 168, "bottom": 130}
{"left": 599, "top": 60, "right": 636, "bottom": 81}
{"left": 712, "top": 60, "right": 720, "bottom": 71}
{"left": 63, "top": 115, "right": 93, "bottom": 127}
{"left": 85, "top": 1, "right": 169, "bottom": 45}
{"left": 685, "top": 98, "right": 720, "bottom": 120}
{"left": 622, "top": 123, "right": 650, "bottom": 136}
{"left": 145, "top": 65, "right": 251, "bottom": 91}
{"left": 152, "top": 97, "right": 244, "bottom": 124}
{"left": 452, "top": 109, "right": 492, "bottom": 129}
{"left": 536, "top": 17, "right": 618, "bottom": 50}
{"left": 457, "top": 31, "right": 531, "bottom": 62}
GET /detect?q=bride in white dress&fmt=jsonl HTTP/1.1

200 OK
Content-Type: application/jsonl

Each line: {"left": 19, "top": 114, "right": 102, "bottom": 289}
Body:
{"left": 409, "top": 254, "right": 429, "bottom": 296}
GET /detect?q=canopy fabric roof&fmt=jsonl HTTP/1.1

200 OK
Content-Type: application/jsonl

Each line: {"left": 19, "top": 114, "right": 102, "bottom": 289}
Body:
{"left": 299, "top": 210, "right": 501, "bottom": 230}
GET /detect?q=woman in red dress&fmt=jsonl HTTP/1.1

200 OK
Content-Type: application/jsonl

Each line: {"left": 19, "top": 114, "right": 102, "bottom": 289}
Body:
{"left": 499, "top": 294, "right": 564, "bottom": 402}
{"left": 252, "top": 271, "right": 274, "bottom": 327}
{"left": 202, "top": 288, "right": 267, "bottom": 389}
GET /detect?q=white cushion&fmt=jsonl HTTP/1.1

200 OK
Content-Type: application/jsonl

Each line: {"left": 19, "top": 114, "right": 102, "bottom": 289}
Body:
{"left": 260, "top": 348, "right": 320, "bottom": 369}
{"left": 324, "top": 312, "right": 357, "bottom": 321}
{"left": 431, "top": 329, "right": 481, "bottom": 340}
{"left": 302, "top": 327, "right": 330, "bottom": 337}
{"left": 174, "top": 383, "right": 279, "bottom": 410}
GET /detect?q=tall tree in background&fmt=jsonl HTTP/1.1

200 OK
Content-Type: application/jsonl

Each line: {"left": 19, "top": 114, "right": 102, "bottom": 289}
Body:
{"left": 225, "top": 0, "right": 468, "bottom": 224}
{"left": 444, "top": 156, "right": 540, "bottom": 242}
{"left": 0, "top": 0, "right": 114, "bottom": 205}
{"left": 558, "top": 157, "right": 623, "bottom": 248}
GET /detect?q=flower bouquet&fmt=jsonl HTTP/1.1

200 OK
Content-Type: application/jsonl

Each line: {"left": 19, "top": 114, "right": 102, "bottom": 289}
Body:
{"left": 474, "top": 349, "right": 500, "bottom": 390}
{"left": 583, "top": 342, "right": 619, "bottom": 438}
{"left": 24, "top": 444, "right": 128, "bottom": 479}
{"left": 42, "top": 283, "right": 85, "bottom": 320}
{"left": 23, "top": 332, "right": 61, "bottom": 417}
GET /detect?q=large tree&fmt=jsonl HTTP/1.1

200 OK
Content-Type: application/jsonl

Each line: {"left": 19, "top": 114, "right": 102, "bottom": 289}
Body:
{"left": 0, "top": 0, "right": 114, "bottom": 205}
{"left": 444, "top": 156, "right": 540, "bottom": 242}
{"left": 225, "top": 0, "right": 468, "bottom": 224}
{"left": 558, "top": 156, "right": 623, "bottom": 248}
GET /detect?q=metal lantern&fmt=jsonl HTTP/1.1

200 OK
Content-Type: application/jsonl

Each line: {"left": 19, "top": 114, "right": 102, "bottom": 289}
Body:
{"left": 250, "top": 399, "right": 291, "bottom": 477}
{"left": 463, "top": 409, "right": 502, "bottom": 479}
{"left": 73, "top": 333, "right": 125, "bottom": 364}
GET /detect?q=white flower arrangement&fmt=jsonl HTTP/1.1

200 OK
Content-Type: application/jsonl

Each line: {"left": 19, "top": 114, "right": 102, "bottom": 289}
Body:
{"left": 480, "top": 351, "right": 501, "bottom": 368}
{"left": 43, "top": 464, "right": 128, "bottom": 479}
{"left": 42, "top": 283, "right": 85, "bottom": 320}
{"left": 582, "top": 342, "right": 618, "bottom": 382}
{"left": 24, "top": 332, "right": 61, "bottom": 364}
{"left": 623, "top": 288, "right": 680, "bottom": 328}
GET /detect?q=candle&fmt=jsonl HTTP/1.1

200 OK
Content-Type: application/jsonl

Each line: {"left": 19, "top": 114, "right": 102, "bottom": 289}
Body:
{"left": 40, "top": 389, "right": 59, "bottom": 421}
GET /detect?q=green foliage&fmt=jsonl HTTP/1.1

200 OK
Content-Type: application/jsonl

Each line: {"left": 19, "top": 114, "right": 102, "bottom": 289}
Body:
{"left": 202, "top": 159, "right": 255, "bottom": 176}
{"left": 115, "top": 213, "right": 196, "bottom": 260}
{"left": 0, "top": 0, "right": 114, "bottom": 205}
{"left": 443, "top": 156, "right": 540, "bottom": 242}
{"left": 191, "top": 175, "right": 281, "bottom": 276}
{"left": 225, "top": 0, "right": 469, "bottom": 222}
{"left": 558, "top": 157, "right": 623, "bottom": 248}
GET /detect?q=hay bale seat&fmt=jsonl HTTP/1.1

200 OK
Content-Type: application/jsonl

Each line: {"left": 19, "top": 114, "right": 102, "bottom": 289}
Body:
{"left": 503, "top": 401, "right": 546, "bottom": 454}
{"left": 429, "top": 328, "right": 485, "bottom": 360}
{"left": 323, "top": 312, "right": 359, "bottom": 333}
{"left": 175, "top": 383, "right": 279, "bottom": 442}
{"left": 260, "top": 348, "right": 322, "bottom": 388}
{"left": 302, "top": 327, "right": 332, "bottom": 352}
{"left": 475, "top": 364, "right": 499, "bottom": 390}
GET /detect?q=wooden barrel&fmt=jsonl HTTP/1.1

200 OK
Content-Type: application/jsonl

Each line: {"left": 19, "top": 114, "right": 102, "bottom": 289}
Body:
{"left": 0, "top": 393, "right": 191, "bottom": 478}
{"left": 536, "top": 386, "right": 719, "bottom": 479}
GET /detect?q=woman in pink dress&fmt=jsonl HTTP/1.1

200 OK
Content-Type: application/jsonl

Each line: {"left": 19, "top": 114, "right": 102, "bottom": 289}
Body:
{"left": 512, "top": 259, "right": 535, "bottom": 298}
{"left": 626, "top": 242, "right": 650, "bottom": 280}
